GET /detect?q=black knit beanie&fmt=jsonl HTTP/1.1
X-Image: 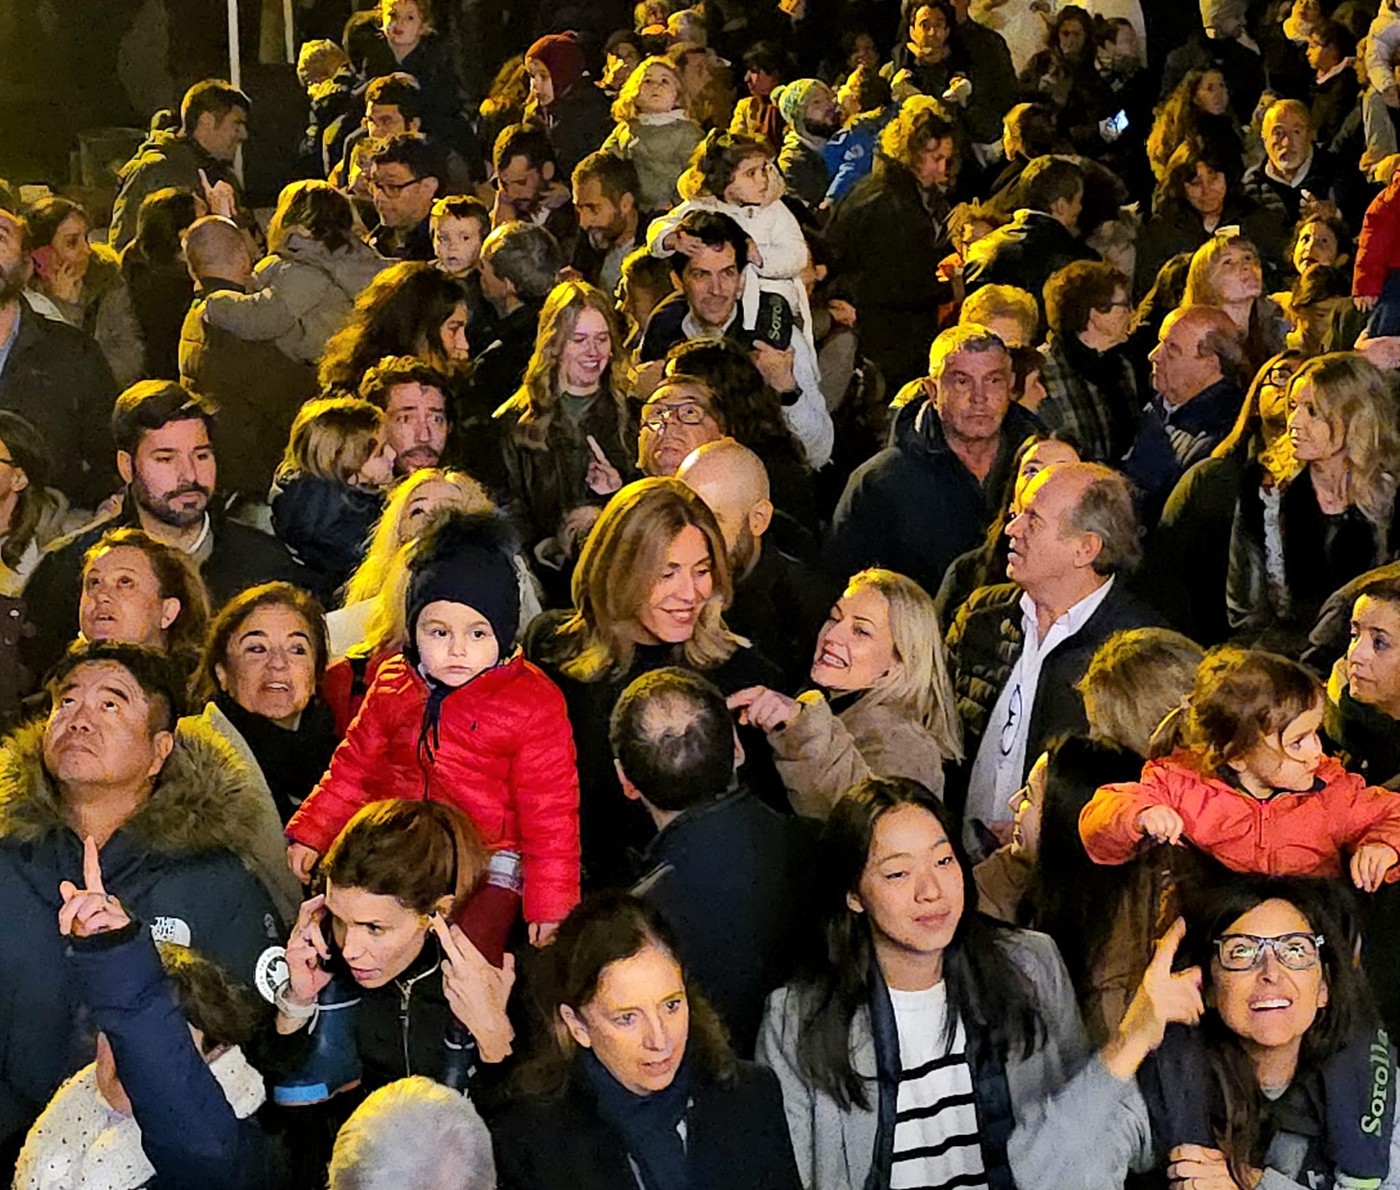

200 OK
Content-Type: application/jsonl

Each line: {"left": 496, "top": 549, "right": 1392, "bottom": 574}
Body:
{"left": 404, "top": 510, "right": 521, "bottom": 664}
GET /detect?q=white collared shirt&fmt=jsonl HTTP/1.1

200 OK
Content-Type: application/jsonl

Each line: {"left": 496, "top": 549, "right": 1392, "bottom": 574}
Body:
{"left": 964, "top": 576, "right": 1116, "bottom": 849}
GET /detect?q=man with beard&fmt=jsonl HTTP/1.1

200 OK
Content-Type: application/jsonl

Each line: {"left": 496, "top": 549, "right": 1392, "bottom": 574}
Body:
{"left": 178, "top": 217, "right": 319, "bottom": 503}
{"left": 489, "top": 125, "right": 579, "bottom": 259}
{"left": 677, "top": 439, "right": 832, "bottom": 690}
{"left": 358, "top": 355, "right": 450, "bottom": 476}
{"left": 571, "top": 151, "right": 652, "bottom": 293}
{"left": 21, "top": 381, "right": 307, "bottom": 687}
{"left": 0, "top": 208, "right": 118, "bottom": 508}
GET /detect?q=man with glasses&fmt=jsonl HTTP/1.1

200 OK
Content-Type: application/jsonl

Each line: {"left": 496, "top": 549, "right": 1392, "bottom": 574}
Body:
{"left": 947, "top": 461, "right": 1159, "bottom": 854}
{"left": 1036, "top": 261, "right": 1139, "bottom": 464}
{"left": 366, "top": 133, "right": 443, "bottom": 260}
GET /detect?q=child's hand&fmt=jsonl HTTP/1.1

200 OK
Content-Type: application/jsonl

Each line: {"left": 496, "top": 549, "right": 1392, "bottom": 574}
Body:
{"left": 1355, "top": 294, "right": 1379, "bottom": 312}
{"left": 287, "top": 842, "right": 321, "bottom": 883}
{"left": 1351, "top": 842, "right": 1399, "bottom": 892}
{"left": 1135, "top": 805, "right": 1185, "bottom": 846}
{"left": 529, "top": 921, "right": 560, "bottom": 947}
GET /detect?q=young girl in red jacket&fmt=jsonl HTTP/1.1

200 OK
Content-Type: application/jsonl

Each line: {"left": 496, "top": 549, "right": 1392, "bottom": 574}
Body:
{"left": 286, "top": 511, "right": 581, "bottom": 958}
{"left": 1352, "top": 165, "right": 1400, "bottom": 337}
{"left": 1079, "top": 647, "right": 1400, "bottom": 890}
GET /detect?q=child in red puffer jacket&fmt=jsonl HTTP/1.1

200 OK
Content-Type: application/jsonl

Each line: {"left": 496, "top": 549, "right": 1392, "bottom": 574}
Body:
{"left": 1080, "top": 647, "right": 1400, "bottom": 891}
{"left": 286, "top": 511, "right": 580, "bottom": 958}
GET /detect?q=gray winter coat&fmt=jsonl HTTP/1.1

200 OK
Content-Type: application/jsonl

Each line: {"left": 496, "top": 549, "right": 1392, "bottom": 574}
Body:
{"left": 200, "top": 234, "right": 388, "bottom": 364}
{"left": 757, "top": 929, "right": 1092, "bottom": 1190}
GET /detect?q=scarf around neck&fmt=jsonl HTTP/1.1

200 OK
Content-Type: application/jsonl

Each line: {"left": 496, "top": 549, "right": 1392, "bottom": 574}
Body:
{"left": 581, "top": 1047, "right": 693, "bottom": 1190}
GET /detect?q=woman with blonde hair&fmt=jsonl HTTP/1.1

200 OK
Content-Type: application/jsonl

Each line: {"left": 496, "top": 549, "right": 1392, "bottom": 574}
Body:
{"left": 269, "top": 396, "right": 396, "bottom": 599}
{"left": 602, "top": 56, "right": 703, "bottom": 210}
{"left": 728, "top": 569, "right": 962, "bottom": 818}
{"left": 200, "top": 180, "right": 387, "bottom": 365}
{"left": 1181, "top": 232, "right": 1286, "bottom": 375}
{"left": 494, "top": 280, "right": 637, "bottom": 566}
{"left": 1228, "top": 352, "right": 1400, "bottom": 645}
{"left": 524, "top": 477, "right": 780, "bottom": 885}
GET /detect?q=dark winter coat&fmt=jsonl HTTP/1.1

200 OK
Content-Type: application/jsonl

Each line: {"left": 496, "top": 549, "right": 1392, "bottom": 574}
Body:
{"left": 492, "top": 1061, "right": 802, "bottom": 1190}
{"left": 963, "top": 211, "right": 1096, "bottom": 324}
{"left": 287, "top": 653, "right": 581, "bottom": 924}
{"left": 1133, "top": 196, "right": 1290, "bottom": 299}
{"left": 532, "top": 83, "right": 614, "bottom": 176}
{"left": 825, "top": 157, "right": 953, "bottom": 390}
{"left": 109, "top": 131, "right": 244, "bottom": 251}
{"left": 0, "top": 301, "right": 118, "bottom": 507}
{"left": 1123, "top": 379, "right": 1244, "bottom": 526}
{"left": 0, "top": 720, "right": 285, "bottom": 1152}
{"left": 270, "top": 473, "right": 383, "bottom": 600}
{"left": 633, "top": 789, "right": 820, "bottom": 1057}
{"left": 826, "top": 400, "right": 1042, "bottom": 599}
{"left": 63, "top": 924, "right": 282, "bottom": 1188}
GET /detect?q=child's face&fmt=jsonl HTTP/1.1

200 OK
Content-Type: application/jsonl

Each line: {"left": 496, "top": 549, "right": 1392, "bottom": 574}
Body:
{"left": 353, "top": 436, "right": 397, "bottom": 488}
{"left": 724, "top": 153, "right": 773, "bottom": 205}
{"left": 383, "top": 0, "right": 426, "bottom": 50}
{"left": 635, "top": 64, "right": 681, "bottom": 114}
{"left": 1228, "top": 701, "right": 1326, "bottom": 795}
{"left": 433, "top": 215, "right": 485, "bottom": 275}
{"left": 745, "top": 67, "right": 778, "bottom": 99}
{"left": 415, "top": 599, "right": 500, "bottom": 686}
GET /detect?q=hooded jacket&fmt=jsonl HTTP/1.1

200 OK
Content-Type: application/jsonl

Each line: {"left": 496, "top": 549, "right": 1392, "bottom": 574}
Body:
{"left": 0, "top": 719, "right": 285, "bottom": 1152}
{"left": 199, "top": 234, "right": 388, "bottom": 365}
{"left": 286, "top": 653, "right": 581, "bottom": 924}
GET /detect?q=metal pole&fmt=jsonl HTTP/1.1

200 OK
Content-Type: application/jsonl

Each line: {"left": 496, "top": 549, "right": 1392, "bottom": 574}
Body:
{"left": 283, "top": 0, "right": 295, "bottom": 63}
{"left": 227, "top": 0, "right": 242, "bottom": 87}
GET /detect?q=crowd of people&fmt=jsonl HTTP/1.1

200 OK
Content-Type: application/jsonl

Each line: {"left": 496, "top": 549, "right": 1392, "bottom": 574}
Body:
{"left": 7, "top": 0, "right": 1400, "bottom": 1185}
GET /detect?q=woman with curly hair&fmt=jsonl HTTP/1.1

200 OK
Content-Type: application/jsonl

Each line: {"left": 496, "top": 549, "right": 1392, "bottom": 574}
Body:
{"left": 493, "top": 280, "right": 637, "bottom": 566}
{"left": 1146, "top": 68, "right": 1243, "bottom": 182}
{"left": 1228, "top": 352, "right": 1400, "bottom": 646}
{"left": 317, "top": 261, "right": 468, "bottom": 393}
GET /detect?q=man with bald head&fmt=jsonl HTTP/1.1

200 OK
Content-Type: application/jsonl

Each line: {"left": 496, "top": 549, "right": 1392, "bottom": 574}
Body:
{"left": 946, "top": 462, "right": 1160, "bottom": 851}
{"left": 1125, "top": 304, "right": 1244, "bottom": 525}
{"left": 179, "top": 217, "right": 318, "bottom": 505}
{"left": 678, "top": 439, "right": 832, "bottom": 688}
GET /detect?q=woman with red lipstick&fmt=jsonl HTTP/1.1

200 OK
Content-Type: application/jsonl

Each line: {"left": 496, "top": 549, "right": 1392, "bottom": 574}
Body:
{"left": 728, "top": 568, "right": 963, "bottom": 819}
{"left": 1012, "top": 878, "right": 1398, "bottom": 1190}
{"left": 758, "top": 777, "right": 1091, "bottom": 1190}
{"left": 524, "top": 477, "right": 782, "bottom": 887}
{"left": 493, "top": 892, "right": 801, "bottom": 1188}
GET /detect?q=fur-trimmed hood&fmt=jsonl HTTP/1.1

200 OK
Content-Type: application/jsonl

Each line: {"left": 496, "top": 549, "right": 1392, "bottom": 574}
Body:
{"left": 0, "top": 717, "right": 276, "bottom": 872}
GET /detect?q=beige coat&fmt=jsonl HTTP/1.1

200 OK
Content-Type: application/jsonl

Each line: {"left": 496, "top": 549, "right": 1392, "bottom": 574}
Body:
{"left": 768, "top": 691, "right": 946, "bottom": 819}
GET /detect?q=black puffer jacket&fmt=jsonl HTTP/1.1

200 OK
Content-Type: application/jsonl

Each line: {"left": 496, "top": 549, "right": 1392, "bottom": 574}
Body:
{"left": 270, "top": 473, "right": 383, "bottom": 602}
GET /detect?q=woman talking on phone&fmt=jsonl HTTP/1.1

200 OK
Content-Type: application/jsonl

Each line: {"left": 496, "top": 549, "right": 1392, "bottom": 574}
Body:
{"left": 266, "top": 800, "right": 516, "bottom": 1110}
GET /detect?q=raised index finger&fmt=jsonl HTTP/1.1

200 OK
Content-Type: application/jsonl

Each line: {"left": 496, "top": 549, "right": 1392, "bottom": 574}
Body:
{"left": 725, "top": 687, "right": 765, "bottom": 710}
{"left": 585, "top": 434, "right": 610, "bottom": 465}
{"left": 82, "top": 835, "right": 105, "bottom": 897}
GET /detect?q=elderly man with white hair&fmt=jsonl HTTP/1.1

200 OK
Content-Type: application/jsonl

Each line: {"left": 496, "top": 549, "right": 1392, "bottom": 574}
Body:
{"left": 329, "top": 1077, "right": 496, "bottom": 1190}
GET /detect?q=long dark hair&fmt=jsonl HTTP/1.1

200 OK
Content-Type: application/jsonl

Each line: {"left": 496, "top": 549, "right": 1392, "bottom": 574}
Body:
{"left": 511, "top": 892, "right": 737, "bottom": 1099}
{"left": 319, "top": 262, "right": 467, "bottom": 392}
{"left": 1023, "top": 736, "right": 1140, "bottom": 1007}
{"left": 1183, "top": 876, "right": 1369, "bottom": 1186}
{"left": 795, "top": 777, "right": 1045, "bottom": 1111}
{"left": 0, "top": 410, "right": 60, "bottom": 571}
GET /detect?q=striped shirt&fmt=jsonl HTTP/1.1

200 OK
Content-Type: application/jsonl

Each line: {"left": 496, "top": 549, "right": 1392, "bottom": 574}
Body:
{"left": 888, "top": 983, "right": 988, "bottom": 1190}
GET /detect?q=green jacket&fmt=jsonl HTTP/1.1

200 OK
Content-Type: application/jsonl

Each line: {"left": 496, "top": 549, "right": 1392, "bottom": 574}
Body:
{"left": 109, "top": 132, "right": 242, "bottom": 250}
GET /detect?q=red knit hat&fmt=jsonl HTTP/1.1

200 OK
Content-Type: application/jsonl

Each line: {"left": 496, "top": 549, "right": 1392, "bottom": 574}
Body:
{"left": 526, "top": 32, "right": 587, "bottom": 99}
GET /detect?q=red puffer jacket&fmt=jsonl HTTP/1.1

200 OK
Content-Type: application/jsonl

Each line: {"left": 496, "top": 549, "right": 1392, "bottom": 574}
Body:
{"left": 1080, "top": 752, "right": 1400, "bottom": 881}
{"left": 288, "top": 653, "right": 581, "bottom": 924}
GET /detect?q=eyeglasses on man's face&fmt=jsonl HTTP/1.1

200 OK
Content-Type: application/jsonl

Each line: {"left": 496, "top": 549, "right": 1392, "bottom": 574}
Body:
{"left": 641, "top": 401, "right": 711, "bottom": 434}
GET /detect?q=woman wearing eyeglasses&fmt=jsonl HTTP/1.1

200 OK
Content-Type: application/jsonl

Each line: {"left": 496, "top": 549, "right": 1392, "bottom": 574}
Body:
{"left": 1012, "top": 877, "right": 1400, "bottom": 1190}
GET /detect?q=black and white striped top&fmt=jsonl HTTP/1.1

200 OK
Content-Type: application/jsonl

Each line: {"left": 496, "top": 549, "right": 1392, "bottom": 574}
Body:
{"left": 888, "top": 983, "right": 988, "bottom": 1190}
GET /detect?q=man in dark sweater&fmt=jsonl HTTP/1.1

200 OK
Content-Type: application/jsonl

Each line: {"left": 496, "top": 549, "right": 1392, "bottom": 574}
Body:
{"left": 616, "top": 668, "right": 819, "bottom": 1057}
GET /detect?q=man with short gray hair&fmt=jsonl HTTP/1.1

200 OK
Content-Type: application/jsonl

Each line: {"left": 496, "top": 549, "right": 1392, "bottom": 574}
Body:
{"left": 826, "top": 324, "right": 1041, "bottom": 597}
{"left": 946, "top": 461, "right": 1160, "bottom": 852}
{"left": 329, "top": 1076, "right": 496, "bottom": 1189}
